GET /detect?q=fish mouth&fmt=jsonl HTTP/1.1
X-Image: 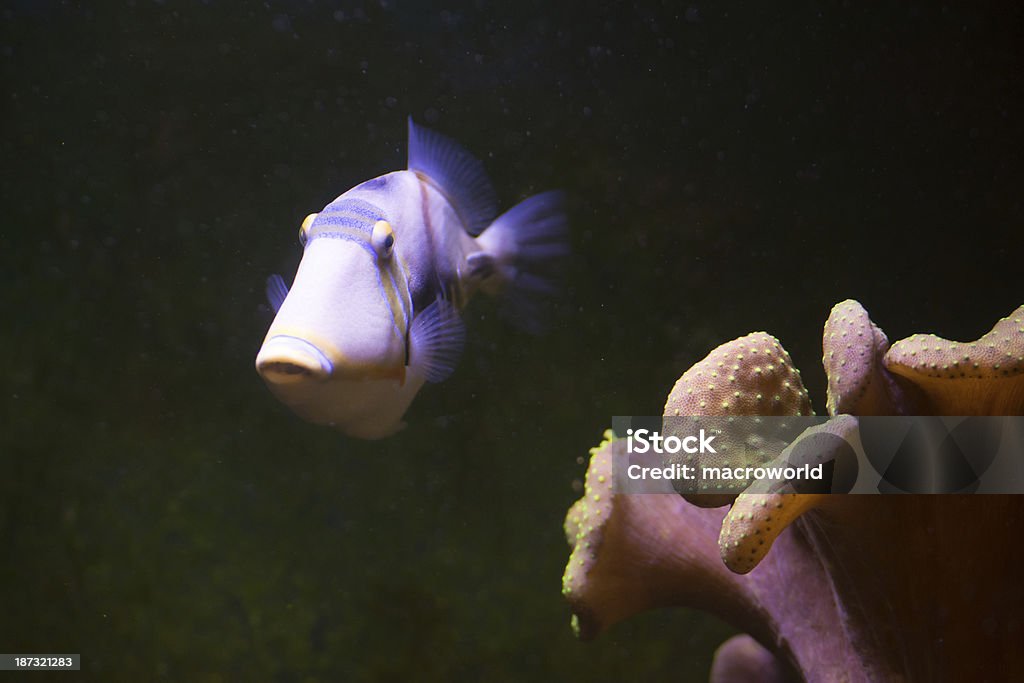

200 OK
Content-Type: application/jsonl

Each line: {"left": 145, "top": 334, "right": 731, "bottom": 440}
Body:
{"left": 255, "top": 335, "right": 334, "bottom": 384}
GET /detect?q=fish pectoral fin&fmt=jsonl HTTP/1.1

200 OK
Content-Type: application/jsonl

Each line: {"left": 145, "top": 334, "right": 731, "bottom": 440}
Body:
{"left": 406, "top": 117, "right": 498, "bottom": 236}
{"left": 408, "top": 298, "right": 466, "bottom": 383}
{"left": 266, "top": 274, "right": 290, "bottom": 313}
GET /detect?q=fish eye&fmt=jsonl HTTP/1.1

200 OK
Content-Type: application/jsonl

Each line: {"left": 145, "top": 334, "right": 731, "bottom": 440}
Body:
{"left": 298, "top": 213, "right": 318, "bottom": 246}
{"left": 371, "top": 220, "right": 395, "bottom": 259}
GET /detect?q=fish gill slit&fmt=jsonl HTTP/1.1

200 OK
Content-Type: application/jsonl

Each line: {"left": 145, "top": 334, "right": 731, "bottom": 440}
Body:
{"left": 375, "top": 260, "right": 406, "bottom": 348}
{"left": 417, "top": 176, "right": 454, "bottom": 308}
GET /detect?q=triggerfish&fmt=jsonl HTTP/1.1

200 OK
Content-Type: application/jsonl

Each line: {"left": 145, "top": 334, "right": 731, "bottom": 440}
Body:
{"left": 255, "top": 119, "right": 567, "bottom": 439}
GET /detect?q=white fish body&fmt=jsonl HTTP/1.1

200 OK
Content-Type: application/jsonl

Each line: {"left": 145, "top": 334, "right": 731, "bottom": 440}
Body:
{"left": 255, "top": 119, "right": 567, "bottom": 439}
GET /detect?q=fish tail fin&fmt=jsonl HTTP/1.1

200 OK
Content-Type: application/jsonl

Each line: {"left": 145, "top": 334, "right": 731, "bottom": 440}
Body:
{"left": 473, "top": 190, "right": 569, "bottom": 333}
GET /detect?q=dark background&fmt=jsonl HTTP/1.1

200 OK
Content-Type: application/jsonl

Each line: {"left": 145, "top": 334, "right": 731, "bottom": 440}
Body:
{"left": 2, "top": 1, "right": 1022, "bottom": 681}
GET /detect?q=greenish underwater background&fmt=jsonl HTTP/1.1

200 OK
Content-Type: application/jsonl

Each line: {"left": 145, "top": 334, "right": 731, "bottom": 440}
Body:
{"left": 2, "top": 2, "right": 1023, "bottom": 681}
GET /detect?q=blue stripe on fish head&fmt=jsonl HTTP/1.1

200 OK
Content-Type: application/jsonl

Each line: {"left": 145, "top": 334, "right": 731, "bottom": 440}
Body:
{"left": 279, "top": 196, "right": 414, "bottom": 374}
{"left": 337, "top": 173, "right": 455, "bottom": 320}
{"left": 315, "top": 171, "right": 468, "bottom": 347}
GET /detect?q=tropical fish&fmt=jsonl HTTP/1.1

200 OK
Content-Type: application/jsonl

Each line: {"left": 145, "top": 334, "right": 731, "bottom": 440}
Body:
{"left": 255, "top": 118, "right": 567, "bottom": 439}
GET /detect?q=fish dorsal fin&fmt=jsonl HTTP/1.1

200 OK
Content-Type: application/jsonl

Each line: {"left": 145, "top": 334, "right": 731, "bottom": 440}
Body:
{"left": 407, "top": 117, "right": 498, "bottom": 236}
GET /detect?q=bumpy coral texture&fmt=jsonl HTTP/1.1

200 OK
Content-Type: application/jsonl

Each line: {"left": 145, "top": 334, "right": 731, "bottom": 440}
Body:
{"left": 823, "top": 299, "right": 900, "bottom": 415}
{"left": 563, "top": 300, "right": 1024, "bottom": 681}
{"left": 663, "top": 332, "right": 813, "bottom": 506}
{"left": 885, "top": 305, "right": 1024, "bottom": 415}
{"left": 665, "top": 331, "right": 812, "bottom": 417}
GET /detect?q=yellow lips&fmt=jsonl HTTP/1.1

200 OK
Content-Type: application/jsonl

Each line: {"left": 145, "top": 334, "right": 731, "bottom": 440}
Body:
{"left": 255, "top": 335, "right": 332, "bottom": 385}
{"left": 256, "top": 333, "right": 406, "bottom": 386}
